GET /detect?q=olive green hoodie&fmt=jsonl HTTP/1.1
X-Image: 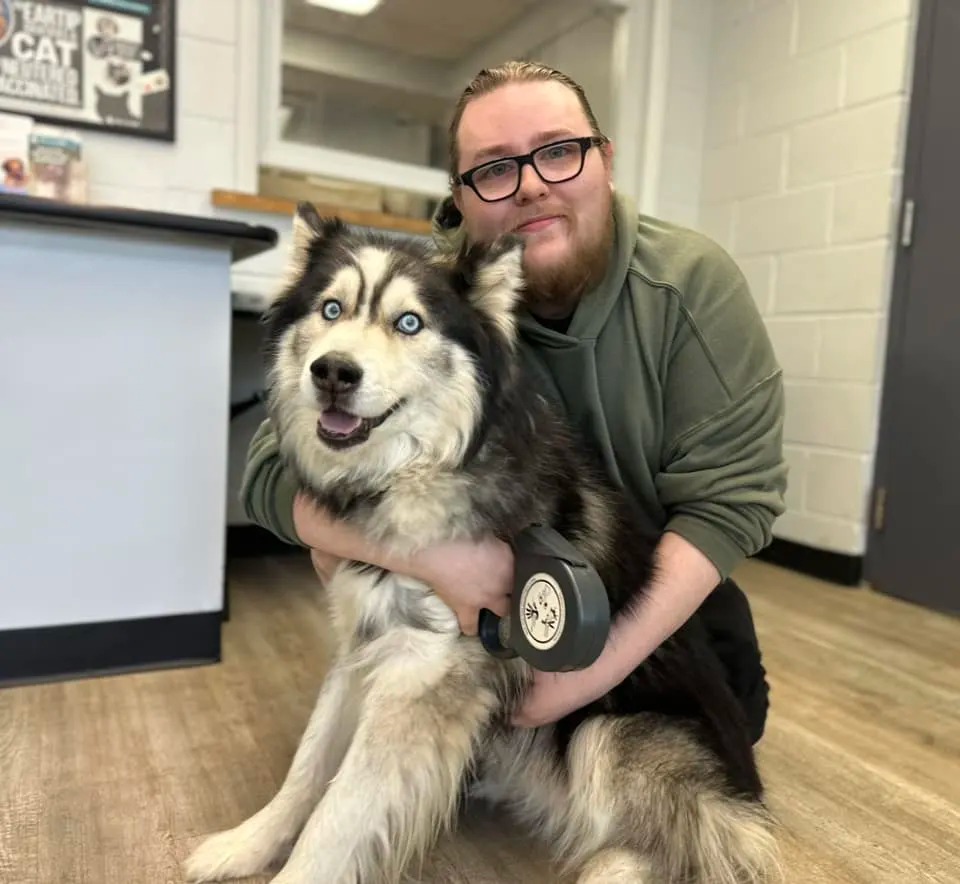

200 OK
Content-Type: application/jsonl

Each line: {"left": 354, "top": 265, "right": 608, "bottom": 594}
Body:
{"left": 240, "top": 193, "right": 787, "bottom": 580}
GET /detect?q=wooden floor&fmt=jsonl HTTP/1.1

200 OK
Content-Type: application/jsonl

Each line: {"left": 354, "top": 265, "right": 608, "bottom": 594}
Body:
{"left": 1, "top": 555, "right": 958, "bottom": 883}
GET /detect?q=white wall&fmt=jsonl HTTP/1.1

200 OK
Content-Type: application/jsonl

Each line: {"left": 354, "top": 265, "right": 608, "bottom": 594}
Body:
{"left": 523, "top": 9, "right": 619, "bottom": 136}
{"left": 656, "top": 0, "right": 715, "bottom": 228}
{"left": 693, "top": 0, "right": 919, "bottom": 556}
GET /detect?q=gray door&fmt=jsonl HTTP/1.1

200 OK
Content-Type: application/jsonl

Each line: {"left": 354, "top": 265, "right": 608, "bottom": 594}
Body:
{"left": 866, "top": 0, "right": 960, "bottom": 615}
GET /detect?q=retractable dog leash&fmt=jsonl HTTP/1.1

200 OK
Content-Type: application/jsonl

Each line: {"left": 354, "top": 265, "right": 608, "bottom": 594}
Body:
{"left": 478, "top": 524, "right": 610, "bottom": 671}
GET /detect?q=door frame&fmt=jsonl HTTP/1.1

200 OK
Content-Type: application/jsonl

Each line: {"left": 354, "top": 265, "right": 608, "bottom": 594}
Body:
{"left": 865, "top": 0, "right": 938, "bottom": 585}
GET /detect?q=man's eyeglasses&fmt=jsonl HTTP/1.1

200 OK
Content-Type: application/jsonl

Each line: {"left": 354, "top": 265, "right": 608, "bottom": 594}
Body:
{"left": 454, "top": 135, "right": 608, "bottom": 203}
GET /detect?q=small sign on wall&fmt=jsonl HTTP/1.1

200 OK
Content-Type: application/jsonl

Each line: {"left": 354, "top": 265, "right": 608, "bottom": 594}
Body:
{"left": 0, "top": 0, "right": 176, "bottom": 142}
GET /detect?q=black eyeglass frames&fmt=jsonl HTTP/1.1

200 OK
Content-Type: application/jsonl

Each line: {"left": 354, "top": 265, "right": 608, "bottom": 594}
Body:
{"left": 454, "top": 135, "right": 608, "bottom": 202}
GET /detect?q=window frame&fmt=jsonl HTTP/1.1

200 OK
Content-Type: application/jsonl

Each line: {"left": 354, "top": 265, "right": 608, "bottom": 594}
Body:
{"left": 257, "top": 0, "right": 450, "bottom": 199}
{"left": 245, "top": 0, "right": 665, "bottom": 209}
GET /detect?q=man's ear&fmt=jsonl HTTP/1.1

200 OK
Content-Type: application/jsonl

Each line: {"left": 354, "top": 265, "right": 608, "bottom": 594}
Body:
{"left": 453, "top": 234, "right": 525, "bottom": 340}
{"left": 601, "top": 137, "right": 615, "bottom": 183}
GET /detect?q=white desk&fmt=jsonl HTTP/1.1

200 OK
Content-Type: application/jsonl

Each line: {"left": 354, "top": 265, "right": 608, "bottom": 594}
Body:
{"left": 0, "top": 194, "right": 277, "bottom": 686}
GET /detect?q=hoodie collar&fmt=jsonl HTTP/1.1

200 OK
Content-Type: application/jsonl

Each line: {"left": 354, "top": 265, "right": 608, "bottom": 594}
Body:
{"left": 431, "top": 192, "right": 637, "bottom": 347}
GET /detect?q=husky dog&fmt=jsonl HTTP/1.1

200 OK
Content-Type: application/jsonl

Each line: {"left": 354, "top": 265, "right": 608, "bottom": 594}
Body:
{"left": 185, "top": 204, "right": 780, "bottom": 884}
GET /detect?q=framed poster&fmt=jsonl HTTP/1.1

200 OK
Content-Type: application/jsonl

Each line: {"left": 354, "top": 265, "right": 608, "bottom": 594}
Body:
{"left": 0, "top": 0, "right": 176, "bottom": 142}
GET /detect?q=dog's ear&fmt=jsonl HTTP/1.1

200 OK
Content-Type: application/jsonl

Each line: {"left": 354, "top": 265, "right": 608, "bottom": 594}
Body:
{"left": 292, "top": 201, "right": 345, "bottom": 251}
{"left": 277, "top": 203, "right": 347, "bottom": 295}
{"left": 452, "top": 234, "right": 525, "bottom": 338}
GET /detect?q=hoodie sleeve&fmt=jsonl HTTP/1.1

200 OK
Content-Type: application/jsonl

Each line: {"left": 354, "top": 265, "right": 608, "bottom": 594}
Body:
{"left": 653, "top": 238, "right": 788, "bottom": 580}
{"left": 239, "top": 418, "right": 306, "bottom": 547}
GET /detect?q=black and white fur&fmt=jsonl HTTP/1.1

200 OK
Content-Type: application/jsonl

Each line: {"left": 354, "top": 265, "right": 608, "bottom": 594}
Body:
{"left": 184, "top": 204, "right": 781, "bottom": 884}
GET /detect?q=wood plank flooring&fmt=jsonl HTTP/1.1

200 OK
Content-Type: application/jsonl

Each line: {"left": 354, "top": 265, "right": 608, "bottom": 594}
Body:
{"left": 0, "top": 555, "right": 957, "bottom": 883}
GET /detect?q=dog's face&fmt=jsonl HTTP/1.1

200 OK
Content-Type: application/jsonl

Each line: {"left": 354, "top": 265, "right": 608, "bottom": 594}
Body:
{"left": 263, "top": 203, "right": 525, "bottom": 487}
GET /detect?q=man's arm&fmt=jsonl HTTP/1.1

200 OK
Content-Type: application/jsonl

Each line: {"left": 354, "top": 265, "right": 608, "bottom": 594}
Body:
{"left": 653, "top": 235, "right": 788, "bottom": 580}
{"left": 656, "top": 368, "right": 786, "bottom": 582}
{"left": 240, "top": 418, "right": 304, "bottom": 547}
{"left": 605, "top": 531, "right": 720, "bottom": 679}
{"left": 511, "top": 531, "right": 718, "bottom": 727}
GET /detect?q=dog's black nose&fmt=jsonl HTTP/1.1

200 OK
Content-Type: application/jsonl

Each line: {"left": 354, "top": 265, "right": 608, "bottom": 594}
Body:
{"left": 310, "top": 353, "right": 363, "bottom": 393}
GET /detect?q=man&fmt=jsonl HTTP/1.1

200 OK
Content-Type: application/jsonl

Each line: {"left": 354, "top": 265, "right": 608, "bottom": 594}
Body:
{"left": 241, "top": 61, "right": 787, "bottom": 743}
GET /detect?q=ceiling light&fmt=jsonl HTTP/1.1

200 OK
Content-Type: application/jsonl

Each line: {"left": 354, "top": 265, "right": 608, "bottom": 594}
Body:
{"left": 305, "top": 0, "right": 382, "bottom": 14}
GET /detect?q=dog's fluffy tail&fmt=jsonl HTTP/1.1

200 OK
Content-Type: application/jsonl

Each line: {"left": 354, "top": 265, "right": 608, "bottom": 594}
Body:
{"left": 563, "top": 788, "right": 783, "bottom": 884}
{"left": 510, "top": 714, "right": 782, "bottom": 884}
{"left": 665, "top": 792, "right": 783, "bottom": 884}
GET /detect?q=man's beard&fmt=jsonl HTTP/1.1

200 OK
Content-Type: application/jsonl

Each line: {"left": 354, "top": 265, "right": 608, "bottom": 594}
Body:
{"left": 521, "top": 206, "right": 615, "bottom": 320}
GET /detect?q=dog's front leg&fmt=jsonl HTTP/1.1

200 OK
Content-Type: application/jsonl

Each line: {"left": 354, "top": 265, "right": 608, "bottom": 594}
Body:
{"left": 184, "top": 660, "right": 362, "bottom": 882}
{"left": 271, "top": 659, "right": 499, "bottom": 884}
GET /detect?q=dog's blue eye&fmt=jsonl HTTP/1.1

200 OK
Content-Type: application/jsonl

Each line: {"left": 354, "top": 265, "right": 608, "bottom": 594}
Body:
{"left": 321, "top": 300, "right": 342, "bottom": 321}
{"left": 395, "top": 312, "right": 422, "bottom": 335}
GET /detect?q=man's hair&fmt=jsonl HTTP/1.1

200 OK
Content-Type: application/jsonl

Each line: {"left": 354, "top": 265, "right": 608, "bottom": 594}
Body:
{"left": 446, "top": 59, "right": 604, "bottom": 183}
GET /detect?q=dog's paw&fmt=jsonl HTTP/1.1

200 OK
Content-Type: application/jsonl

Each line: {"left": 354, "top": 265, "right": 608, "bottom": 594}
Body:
{"left": 183, "top": 822, "right": 289, "bottom": 882}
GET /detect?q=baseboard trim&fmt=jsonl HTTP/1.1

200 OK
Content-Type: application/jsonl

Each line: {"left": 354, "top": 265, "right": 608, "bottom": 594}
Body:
{"left": 755, "top": 538, "right": 863, "bottom": 587}
{"left": 0, "top": 611, "right": 221, "bottom": 688}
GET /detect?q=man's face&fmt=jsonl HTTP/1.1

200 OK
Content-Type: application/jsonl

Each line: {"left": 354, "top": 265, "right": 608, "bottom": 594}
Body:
{"left": 453, "top": 81, "right": 615, "bottom": 316}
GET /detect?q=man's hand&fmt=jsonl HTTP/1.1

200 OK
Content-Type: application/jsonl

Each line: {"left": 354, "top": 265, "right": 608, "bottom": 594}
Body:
{"left": 414, "top": 536, "right": 514, "bottom": 635}
{"left": 293, "top": 491, "right": 514, "bottom": 636}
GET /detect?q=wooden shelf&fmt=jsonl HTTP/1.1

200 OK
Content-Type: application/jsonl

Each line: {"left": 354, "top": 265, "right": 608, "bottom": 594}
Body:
{"left": 210, "top": 189, "right": 433, "bottom": 236}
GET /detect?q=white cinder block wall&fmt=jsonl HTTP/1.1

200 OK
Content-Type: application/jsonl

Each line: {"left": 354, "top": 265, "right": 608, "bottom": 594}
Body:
{"left": 658, "top": 0, "right": 715, "bottom": 228}
{"left": 695, "top": 0, "right": 919, "bottom": 556}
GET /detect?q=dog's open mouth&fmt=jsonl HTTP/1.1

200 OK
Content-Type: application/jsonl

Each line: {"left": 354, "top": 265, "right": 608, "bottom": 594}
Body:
{"left": 317, "top": 403, "right": 402, "bottom": 448}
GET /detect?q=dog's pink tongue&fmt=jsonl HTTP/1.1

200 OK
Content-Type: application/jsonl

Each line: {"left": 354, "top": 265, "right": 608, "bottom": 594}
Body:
{"left": 320, "top": 409, "right": 362, "bottom": 435}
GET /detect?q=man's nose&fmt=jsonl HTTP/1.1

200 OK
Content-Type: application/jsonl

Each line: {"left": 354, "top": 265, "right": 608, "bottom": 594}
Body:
{"left": 514, "top": 163, "right": 548, "bottom": 202}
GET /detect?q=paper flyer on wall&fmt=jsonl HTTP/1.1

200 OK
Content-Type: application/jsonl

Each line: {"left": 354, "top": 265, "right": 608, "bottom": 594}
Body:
{"left": 0, "top": 0, "right": 175, "bottom": 141}
{"left": 29, "top": 123, "right": 86, "bottom": 201}
{"left": 0, "top": 108, "right": 31, "bottom": 192}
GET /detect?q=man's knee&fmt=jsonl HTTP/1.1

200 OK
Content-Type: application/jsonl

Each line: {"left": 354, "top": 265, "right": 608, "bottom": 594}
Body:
{"left": 696, "top": 578, "right": 770, "bottom": 744}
